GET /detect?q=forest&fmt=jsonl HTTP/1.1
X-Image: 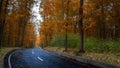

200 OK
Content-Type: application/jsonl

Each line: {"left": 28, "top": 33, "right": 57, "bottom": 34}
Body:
{"left": 39, "top": 0, "right": 120, "bottom": 53}
{"left": 0, "top": 0, "right": 35, "bottom": 48}
{"left": 0, "top": 0, "right": 120, "bottom": 67}
{"left": 0, "top": 0, "right": 120, "bottom": 53}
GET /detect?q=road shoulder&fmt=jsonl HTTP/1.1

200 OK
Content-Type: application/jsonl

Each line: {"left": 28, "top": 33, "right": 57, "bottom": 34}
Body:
{"left": 44, "top": 47, "right": 120, "bottom": 68}
{"left": 0, "top": 48, "right": 20, "bottom": 68}
{"left": 0, "top": 48, "right": 16, "bottom": 68}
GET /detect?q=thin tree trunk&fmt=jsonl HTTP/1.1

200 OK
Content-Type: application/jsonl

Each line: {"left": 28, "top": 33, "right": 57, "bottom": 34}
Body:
{"left": 0, "top": 0, "right": 3, "bottom": 49}
{"left": 64, "top": 0, "right": 70, "bottom": 52}
{"left": 100, "top": 0, "right": 105, "bottom": 40}
{"left": 16, "top": 22, "right": 21, "bottom": 47}
{"left": 21, "top": 19, "right": 27, "bottom": 46}
{"left": 73, "top": 18, "right": 77, "bottom": 34}
{"left": 78, "top": 0, "right": 85, "bottom": 53}
{"left": 0, "top": 0, "right": 8, "bottom": 48}
{"left": 7, "top": 24, "right": 11, "bottom": 46}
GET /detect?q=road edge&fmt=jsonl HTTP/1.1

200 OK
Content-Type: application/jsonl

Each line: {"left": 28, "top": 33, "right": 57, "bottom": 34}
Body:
{"left": 3, "top": 48, "right": 20, "bottom": 68}
{"left": 45, "top": 49, "right": 120, "bottom": 68}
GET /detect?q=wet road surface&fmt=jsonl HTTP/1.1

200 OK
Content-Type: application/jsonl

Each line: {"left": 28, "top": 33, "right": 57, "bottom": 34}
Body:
{"left": 10, "top": 47, "right": 95, "bottom": 68}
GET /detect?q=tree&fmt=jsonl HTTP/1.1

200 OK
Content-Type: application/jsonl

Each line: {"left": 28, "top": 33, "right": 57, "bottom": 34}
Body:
{"left": 78, "top": 0, "right": 85, "bottom": 53}
{"left": 1, "top": 0, "right": 35, "bottom": 47}
{"left": 39, "top": 0, "right": 120, "bottom": 51}
{"left": 0, "top": 0, "right": 9, "bottom": 49}
{"left": 0, "top": 0, "right": 3, "bottom": 50}
{"left": 63, "top": 0, "right": 70, "bottom": 51}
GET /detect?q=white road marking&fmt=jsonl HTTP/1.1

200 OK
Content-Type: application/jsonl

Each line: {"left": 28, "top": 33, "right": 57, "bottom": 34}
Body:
{"left": 8, "top": 52, "right": 15, "bottom": 68}
{"left": 32, "top": 50, "right": 35, "bottom": 54}
{"left": 37, "top": 57, "right": 44, "bottom": 61}
{"left": 32, "top": 51, "right": 35, "bottom": 54}
{"left": 8, "top": 48, "right": 21, "bottom": 68}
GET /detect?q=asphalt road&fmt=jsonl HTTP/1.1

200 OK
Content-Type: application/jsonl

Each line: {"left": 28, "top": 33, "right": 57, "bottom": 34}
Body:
{"left": 9, "top": 46, "right": 94, "bottom": 68}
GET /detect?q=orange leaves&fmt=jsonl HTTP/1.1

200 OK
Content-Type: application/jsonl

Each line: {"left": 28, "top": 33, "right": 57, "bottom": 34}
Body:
{"left": 1, "top": 0, "right": 35, "bottom": 47}
{"left": 39, "top": 0, "right": 80, "bottom": 43}
{"left": 40, "top": 0, "right": 120, "bottom": 43}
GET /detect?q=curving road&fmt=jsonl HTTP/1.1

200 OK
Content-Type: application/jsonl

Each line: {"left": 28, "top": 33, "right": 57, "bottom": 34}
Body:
{"left": 9, "top": 46, "right": 95, "bottom": 68}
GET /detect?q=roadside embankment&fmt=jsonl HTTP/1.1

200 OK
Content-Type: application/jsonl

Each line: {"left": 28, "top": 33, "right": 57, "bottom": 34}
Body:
{"left": 44, "top": 46, "right": 120, "bottom": 67}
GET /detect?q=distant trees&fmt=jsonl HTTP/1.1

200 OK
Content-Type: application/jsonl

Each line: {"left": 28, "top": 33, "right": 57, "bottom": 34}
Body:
{"left": 40, "top": 0, "right": 120, "bottom": 52}
{"left": 84, "top": 0, "right": 120, "bottom": 40}
{"left": 1, "top": 0, "right": 119, "bottom": 50}
{"left": 40, "top": 0, "right": 82, "bottom": 51}
{"left": 78, "top": 0, "right": 84, "bottom": 53}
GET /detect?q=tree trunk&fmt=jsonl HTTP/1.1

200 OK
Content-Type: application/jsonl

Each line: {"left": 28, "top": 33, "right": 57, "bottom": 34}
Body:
{"left": 64, "top": 0, "right": 70, "bottom": 52}
{"left": 78, "top": 0, "right": 85, "bottom": 53}
{"left": 0, "top": 0, "right": 8, "bottom": 48}
{"left": 100, "top": 0, "right": 105, "bottom": 40}
{"left": 21, "top": 18, "right": 27, "bottom": 47}
{"left": 16, "top": 22, "right": 21, "bottom": 47}
{"left": 0, "top": 0, "right": 3, "bottom": 50}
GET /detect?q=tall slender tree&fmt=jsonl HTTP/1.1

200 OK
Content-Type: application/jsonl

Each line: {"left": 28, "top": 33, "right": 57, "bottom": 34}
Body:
{"left": 0, "top": 0, "right": 9, "bottom": 49}
{"left": 78, "top": 0, "right": 85, "bottom": 53}
{"left": 64, "top": 0, "right": 70, "bottom": 52}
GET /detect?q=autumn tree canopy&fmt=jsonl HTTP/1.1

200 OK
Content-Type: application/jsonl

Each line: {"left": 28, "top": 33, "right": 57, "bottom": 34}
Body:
{"left": 0, "top": 0, "right": 36, "bottom": 48}
{"left": 39, "top": 0, "right": 120, "bottom": 51}
{"left": 0, "top": 0, "right": 120, "bottom": 51}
